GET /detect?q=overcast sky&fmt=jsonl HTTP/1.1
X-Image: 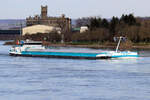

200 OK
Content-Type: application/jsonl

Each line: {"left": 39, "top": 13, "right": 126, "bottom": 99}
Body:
{"left": 0, "top": 0, "right": 150, "bottom": 19}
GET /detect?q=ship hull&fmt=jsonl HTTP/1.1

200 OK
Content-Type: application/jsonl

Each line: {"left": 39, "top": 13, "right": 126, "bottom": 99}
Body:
{"left": 9, "top": 51, "right": 138, "bottom": 60}
{"left": 9, "top": 51, "right": 111, "bottom": 60}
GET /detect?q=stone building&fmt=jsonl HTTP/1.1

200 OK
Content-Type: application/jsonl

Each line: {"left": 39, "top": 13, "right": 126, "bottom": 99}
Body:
{"left": 26, "top": 6, "right": 71, "bottom": 32}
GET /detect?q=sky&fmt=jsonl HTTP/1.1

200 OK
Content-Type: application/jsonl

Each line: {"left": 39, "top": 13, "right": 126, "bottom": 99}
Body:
{"left": 0, "top": 0, "right": 150, "bottom": 19}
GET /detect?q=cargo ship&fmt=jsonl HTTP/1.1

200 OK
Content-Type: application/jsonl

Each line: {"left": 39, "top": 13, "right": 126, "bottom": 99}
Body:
{"left": 9, "top": 37, "right": 139, "bottom": 59}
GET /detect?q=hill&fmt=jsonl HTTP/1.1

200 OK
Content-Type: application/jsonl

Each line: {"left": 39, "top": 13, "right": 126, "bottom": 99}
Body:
{"left": 0, "top": 19, "right": 26, "bottom": 30}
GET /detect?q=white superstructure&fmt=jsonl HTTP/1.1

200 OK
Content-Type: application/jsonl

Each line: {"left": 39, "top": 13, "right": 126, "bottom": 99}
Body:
{"left": 9, "top": 40, "right": 45, "bottom": 55}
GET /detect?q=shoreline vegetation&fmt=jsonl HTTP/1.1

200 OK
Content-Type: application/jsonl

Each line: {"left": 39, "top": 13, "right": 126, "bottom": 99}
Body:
{"left": 4, "top": 41, "right": 150, "bottom": 49}
{"left": 3, "top": 14, "right": 150, "bottom": 50}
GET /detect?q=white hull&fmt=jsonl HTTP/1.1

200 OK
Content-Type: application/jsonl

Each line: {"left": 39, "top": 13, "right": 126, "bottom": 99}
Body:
{"left": 96, "top": 51, "right": 138, "bottom": 59}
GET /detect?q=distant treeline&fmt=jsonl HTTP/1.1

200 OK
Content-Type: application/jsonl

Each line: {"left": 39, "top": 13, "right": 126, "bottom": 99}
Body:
{"left": 0, "top": 30, "right": 20, "bottom": 40}
{"left": 22, "top": 14, "right": 150, "bottom": 44}
{"left": 75, "top": 14, "right": 150, "bottom": 43}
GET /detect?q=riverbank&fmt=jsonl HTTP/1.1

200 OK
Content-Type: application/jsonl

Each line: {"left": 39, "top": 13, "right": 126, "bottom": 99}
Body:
{"left": 46, "top": 43, "right": 150, "bottom": 49}
{"left": 4, "top": 41, "right": 150, "bottom": 50}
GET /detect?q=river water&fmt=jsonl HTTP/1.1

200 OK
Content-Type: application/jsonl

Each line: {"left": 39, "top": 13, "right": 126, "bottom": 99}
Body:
{"left": 0, "top": 41, "right": 150, "bottom": 100}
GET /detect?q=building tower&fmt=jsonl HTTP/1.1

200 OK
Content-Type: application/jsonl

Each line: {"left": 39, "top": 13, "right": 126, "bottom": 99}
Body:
{"left": 41, "top": 5, "right": 47, "bottom": 19}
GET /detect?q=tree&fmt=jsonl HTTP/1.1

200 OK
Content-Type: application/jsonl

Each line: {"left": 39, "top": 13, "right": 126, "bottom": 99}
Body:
{"left": 120, "top": 14, "right": 136, "bottom": 25}
{"left": 123, "top": 26, "right": 140, "bottom": 42}
{"left": 139, "top": 26, "right": 150, "bottom": 42}
{"left": 109, "top": 16, "right": 119, "bottom": 33}
{"left": 90, "top": 17, "right": 101, "bottom": 29}
{"left": 101, "top": 18, "right": 109, "bottom": 28}
{"left": 76, "top": 17, "right": 91, "bottom": 27}
{"left": 56, "top": 19, "right": 68, "bottom": 43}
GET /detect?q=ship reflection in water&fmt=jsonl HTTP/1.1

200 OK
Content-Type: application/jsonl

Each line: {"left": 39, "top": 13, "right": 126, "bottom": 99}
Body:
{"left": 0, "top": 41, "right": 150, "bottom": 100}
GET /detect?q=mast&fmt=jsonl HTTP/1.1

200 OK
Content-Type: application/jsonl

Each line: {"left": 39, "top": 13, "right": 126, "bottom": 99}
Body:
{"left": 20, "top": 21, "right": 22, "bottom": 37}
{"left": 115, "top": 37, "right": 122, "bottom": 52}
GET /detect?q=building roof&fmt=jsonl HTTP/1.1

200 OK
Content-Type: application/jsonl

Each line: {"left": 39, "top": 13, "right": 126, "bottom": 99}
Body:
{"left": 22, "top": 25, "right": 57, "bottom": 35}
